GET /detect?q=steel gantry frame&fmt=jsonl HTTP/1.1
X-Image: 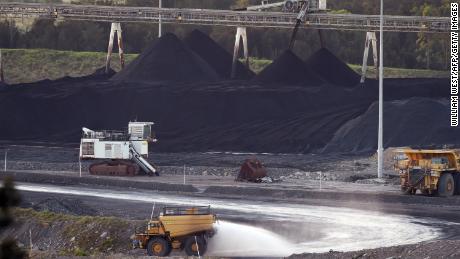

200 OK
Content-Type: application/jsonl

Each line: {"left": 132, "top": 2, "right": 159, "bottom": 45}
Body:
{"left": 0, "top": 2, "right": 451, "bottom": 78}
{"left": 0, "top": 2, "right": 450, "bottom": 33}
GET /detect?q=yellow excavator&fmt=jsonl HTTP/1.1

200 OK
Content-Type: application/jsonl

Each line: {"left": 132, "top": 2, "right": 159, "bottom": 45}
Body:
{"left": 394, "top": 149, "right": 460, "bottom": 196}
{"left": 132, "top": 206, "right": 217, "bottom": 257}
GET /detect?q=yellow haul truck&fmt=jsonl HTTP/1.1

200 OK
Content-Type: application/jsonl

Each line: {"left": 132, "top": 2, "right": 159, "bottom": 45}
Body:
{"left": 132, "top": 206, "right": 216, "bottom": 257}
{"left": 394, "top": 149, "right": 460, "bottom": 196}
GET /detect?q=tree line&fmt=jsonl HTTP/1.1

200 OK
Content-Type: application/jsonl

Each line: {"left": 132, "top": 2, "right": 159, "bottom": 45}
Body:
{"left": 0, "top": 0, "right": 451, "bottom": 70}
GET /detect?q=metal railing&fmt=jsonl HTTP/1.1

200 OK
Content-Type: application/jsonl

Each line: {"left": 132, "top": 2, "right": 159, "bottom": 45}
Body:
{"left": 0, "top": 2, "right": 450, "bottom": 33}
{"left": 163, "top": 206, "right": 212, "bottom": 216}
{"left": 82, "top": 130, "right": 129, "bottom": 141}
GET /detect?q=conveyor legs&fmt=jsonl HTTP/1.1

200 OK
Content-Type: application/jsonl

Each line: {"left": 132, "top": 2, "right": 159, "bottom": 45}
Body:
{"left": 105, "top": 22, "right": 125, "bottom": 74}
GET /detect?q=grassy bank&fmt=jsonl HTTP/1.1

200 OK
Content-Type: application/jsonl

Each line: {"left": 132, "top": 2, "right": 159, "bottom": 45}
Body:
{"left": 348, "top": 64, "right": 449, "bottom": 79}
{"left": 1, "top": 49, "right": 138, "bottom": 84}
{"left": 0, "top": 48, "right": 449, "bottom": 84}
{"left": 9, "top": 208, "right": 143, "bottom": 257}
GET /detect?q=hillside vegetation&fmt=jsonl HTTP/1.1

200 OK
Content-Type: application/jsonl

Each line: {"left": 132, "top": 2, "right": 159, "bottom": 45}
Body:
{"left": 0, "top": 1, "right": 451, "bottom": 71}
{"left": 1, "top": 49, "right": 137, "bottom": 84}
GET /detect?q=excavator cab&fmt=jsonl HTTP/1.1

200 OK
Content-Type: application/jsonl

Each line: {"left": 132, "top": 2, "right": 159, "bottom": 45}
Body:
{"left": 128, "top": 122, "right": 157, "bottom": 142}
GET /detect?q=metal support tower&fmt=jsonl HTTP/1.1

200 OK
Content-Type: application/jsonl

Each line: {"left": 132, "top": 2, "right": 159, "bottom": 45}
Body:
{"left": 158, "top": 0, "right": 162, "bottom": 37}
{"left": 0, "top": 3, "right": 450, "bottom": 33}
{"left": 377, "top": 0, "right": 384, "bottom": 179}
{"left": 231, "top": 27, "right": 249, "bottom": 79}
{"left": 360, "top": 31, "right": 378, "bottom": 83}
{"left": 105, "top": 22, "right": 125, "bottom": 74}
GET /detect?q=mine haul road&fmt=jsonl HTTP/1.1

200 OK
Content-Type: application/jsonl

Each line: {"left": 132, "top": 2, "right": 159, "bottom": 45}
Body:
{"left": 14, "top": 176, "right": 460, "bottom": 258}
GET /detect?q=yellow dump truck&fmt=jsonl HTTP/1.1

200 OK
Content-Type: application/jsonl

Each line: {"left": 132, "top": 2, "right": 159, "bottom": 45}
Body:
{"left": 394, "top": 149, "right": 460, "bottom": 196}
{"left": 132, "top": 206, "right": 216, "bottom": 257}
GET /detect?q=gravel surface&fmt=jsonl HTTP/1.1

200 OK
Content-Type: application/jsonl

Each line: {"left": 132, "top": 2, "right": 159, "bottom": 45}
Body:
{"left": 0, "top": 145, "right": 399, "bottom": 182}
{"left": 290, "top": 240, "right": 460, "bottom": 259}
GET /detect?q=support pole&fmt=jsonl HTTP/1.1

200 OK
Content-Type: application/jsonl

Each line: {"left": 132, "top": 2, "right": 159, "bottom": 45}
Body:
{"left": 371, "top": 34, "right": 379, "bottom": 79}
{"left": 0, "top": 49, "right": 4, "bottom": 83}
{"left": 105, "top": 23, "right": 124, "bottom": 74}
{"left": 79, "top": 157, "right": 82, "bottom": 177}
{"left": 29, "top": 229, "right": 33, "bottom": 257}
{"left": 105, "top": 24, "right": 115, "bottom": 74}
{"left": 4, "top": 150, "right": 7, "bottom": 172}
{"left": 360, "top": 32, "right": 378, "bottom": 83}
{"left": 319, "top": 171, "right": 322, "bottom": 190}
{"left": 158, "top": 0, "right": 162, "bottom": 38}
{"left": 116, "top": 25, "right": 125, "bottom": 70}
{"left": 377, "top": 0, "right": 384, "bottom": 179}
{"left": 231, "top": 27, "right": 249, "bottom": 79}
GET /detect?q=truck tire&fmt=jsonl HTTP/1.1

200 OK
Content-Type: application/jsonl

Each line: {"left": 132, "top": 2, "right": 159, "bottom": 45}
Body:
{"left": 401, "top": 186, "right": 412, "bottom": 195}
{"left": 146, "top": 237, "right": 171, "bottom": 257}
{"left": 184, "top": 236, "right": 207, "bottom": 256}
{"left": 455, "top": 174, "right": 460, "bottom": 195}
{"left": 437, "top": 173, "right": 455, "bottom": 197}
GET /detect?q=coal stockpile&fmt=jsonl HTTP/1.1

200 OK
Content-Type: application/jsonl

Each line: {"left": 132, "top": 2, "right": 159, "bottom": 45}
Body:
{"left": 112, "top": 33, "right": 219, "bottom": 83}
{"left": 255, "top": 50, "right": 324, "bottom": 86}
{"left": 0, "top": 76, "right": 451, "bottom": 153}
{"left": 0, "top": 32, "right": 452, "bottom": 154}
{"left": 0, "top": 82, "right": 7, "bottom": 91}
{"left": 184, "top": 29, "right": 254, "bottom": 80}
{"left": 305, "top": 48, "right": 361, "bottom": 87}
{"left": 322, "top": 98, "right": 460, "bottom": 153}
{"left": 0, "top": 78, "right": 370, "bottom": 153}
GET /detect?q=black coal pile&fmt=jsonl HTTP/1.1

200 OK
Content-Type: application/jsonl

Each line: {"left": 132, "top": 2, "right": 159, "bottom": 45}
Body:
{"left": 323, "top": 97, "right": 460, "bottom": 153}
{"left": 0, "top": 78, "right": 371, "bottom": 153}
{"left": 184, "top": 29, "right": 254, "bottom": 80}
{"left": 255, "top": 50, "right": 324, "bottom": 86}
{"left": 305, "top": 48, "right": 360, "bottom": 87}
{"left": 92, "top": 66, "right": 116, "bottom": 78}
{"left": 0, "top": 81, "right": 7, "bottom": 90}
{"left": 0, "top": 31, "right": 452, "bottom": 154}
{"left": 0, "top": 74, "right": 451, "bottom": 154}
{"left": 112, "top": 33, "right": 219, "bottom": 82}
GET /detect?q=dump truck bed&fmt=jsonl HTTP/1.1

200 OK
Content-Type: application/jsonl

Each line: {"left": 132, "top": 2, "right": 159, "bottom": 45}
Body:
{"left": 160, "top": 206, "right": 216, "bottom": 238}
{"left": 395, "top": 149, "right": 460, "bottom": 170}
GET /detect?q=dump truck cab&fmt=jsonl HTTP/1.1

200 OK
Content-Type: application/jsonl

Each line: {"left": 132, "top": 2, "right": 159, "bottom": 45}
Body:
{"left": 133, "top": 206, "right": 216, "bottom": 257}
{"left": 394, "top": 149, "right": 460, "bottom": 196}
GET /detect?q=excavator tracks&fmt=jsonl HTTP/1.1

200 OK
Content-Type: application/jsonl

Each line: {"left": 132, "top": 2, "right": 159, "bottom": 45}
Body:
{"left": 89, "top": 160, "right": 140, "bottom": 177}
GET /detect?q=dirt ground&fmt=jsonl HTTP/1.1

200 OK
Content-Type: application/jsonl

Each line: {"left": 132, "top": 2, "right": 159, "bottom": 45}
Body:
{"left": 2, "top": 145, "right": 460, "bottom": 258}
{"left": 290, "top": 240, "right": 460, "bottom": 259}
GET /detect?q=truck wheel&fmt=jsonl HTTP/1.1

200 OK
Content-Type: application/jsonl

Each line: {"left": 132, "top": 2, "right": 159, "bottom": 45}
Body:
{"left": 146, "top": 237, "right": 171, "bottom": 257}
{"left": 455, "top": 174, "right": 460, "bottom": 195}
{"left": 184, "top": 236, "right": 207, "bottom": 256}
{"left": 437, "top": 173, "right": 455, "bottom": 197}
{"left": 401, "top": 186, "right": 412, "bottom": 195}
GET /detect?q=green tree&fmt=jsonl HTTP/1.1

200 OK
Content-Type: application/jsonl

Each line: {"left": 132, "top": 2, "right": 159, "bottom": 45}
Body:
{"left": 412, "top": 2, "right": 449, "bottom": 69}
{"left": 0, "top": 20, "right": 20, "bottom": 48}
{"left": 0, "top": 177, "right": 25, "bottom": 259}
